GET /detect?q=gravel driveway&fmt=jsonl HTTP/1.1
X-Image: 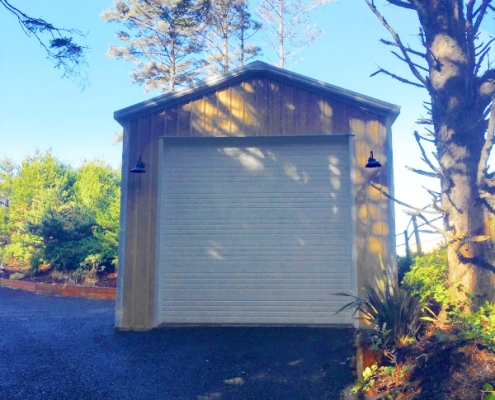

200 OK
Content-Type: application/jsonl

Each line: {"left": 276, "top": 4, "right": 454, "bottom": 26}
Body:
{"left": 0, "top": 286, "right": 356, "bottom": 399}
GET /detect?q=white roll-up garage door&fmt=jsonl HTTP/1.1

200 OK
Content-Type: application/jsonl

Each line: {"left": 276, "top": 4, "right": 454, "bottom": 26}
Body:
{"left": 154, "top": 135, "right": 357, "bottom": 326}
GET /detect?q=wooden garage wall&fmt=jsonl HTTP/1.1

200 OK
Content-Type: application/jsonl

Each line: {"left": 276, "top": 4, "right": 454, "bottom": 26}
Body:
{"left": 118, "top": 77, "right": 395, "bottom": 330}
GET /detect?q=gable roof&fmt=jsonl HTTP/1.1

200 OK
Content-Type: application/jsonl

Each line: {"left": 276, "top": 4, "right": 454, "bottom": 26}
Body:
{"left": 114, "top": 61, "right": 400, "bottom": 125}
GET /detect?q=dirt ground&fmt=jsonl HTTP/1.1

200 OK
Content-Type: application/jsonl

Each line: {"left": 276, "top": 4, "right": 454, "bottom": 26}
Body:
{"left": 359, "top": 332, "right": 495, "bottom": 399}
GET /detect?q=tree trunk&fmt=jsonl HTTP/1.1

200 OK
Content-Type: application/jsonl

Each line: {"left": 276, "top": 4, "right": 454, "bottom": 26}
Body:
{"left": 442, "top": 164, "right": 495, "bottom": 308}
{"left": 278, "top": 0, "right": 284, "bottom": 68}
{"left": 416, "top": 3, "right": 495, "bottom": 308}
{"left": 169, "top": 37, "right": 176, "bottom": 92}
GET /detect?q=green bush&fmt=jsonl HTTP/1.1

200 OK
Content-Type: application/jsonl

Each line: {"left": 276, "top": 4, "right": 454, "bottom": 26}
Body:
{"left": 402, "top": 249, "right": 451, "bottom": 311}
{"left": 9, "top": 272, "right": 25, "bottom": 280}
{"left": 29, "top": 249, "right": 44, "bottom": 274}
{"left": 452, "top": 302, "right": 495, "bottom": 352}
{"left": 397, "top": 255, "right": 414, "bottom": 285}
{"left": 402, "top": 249, "right": 495, "bottom": 352}
{"left": 27, "top": 205, "right": 99, "bottom": 271}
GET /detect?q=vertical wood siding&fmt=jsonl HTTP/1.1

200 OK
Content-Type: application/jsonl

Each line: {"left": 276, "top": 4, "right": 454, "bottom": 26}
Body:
{"left": 119, "top": 76, "right": 394, "bottom": 329}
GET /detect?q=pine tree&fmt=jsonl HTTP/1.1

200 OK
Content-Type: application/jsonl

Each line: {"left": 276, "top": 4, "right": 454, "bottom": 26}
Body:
{"left": 203, "top": 0, "right": 261, "bottom": 73}
{"left": 256, "top": 0, "right": 333, "bottom": 68}
{"left": 101, "top": 0, "right": 209, "bottom": 93}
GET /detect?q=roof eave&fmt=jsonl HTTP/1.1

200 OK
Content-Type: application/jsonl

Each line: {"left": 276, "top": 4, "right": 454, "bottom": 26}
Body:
{"left": 114, "top": 61, "right": 400, "bottom": 125}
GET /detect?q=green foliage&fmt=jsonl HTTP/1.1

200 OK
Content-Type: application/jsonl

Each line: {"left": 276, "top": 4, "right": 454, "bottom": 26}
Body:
{"left": 73, "top": 160, "right": 120, "bottom": 267}
{"left": 28, "top": 205, "right": 98, "bottom": 272}
{"left": 452, "top": 302, "right": 495, "bottom": 352}
{"left": 337, "top": 283, "right": 423, "bottom": 350}
{"left": 483, "top": 383, "right": 495, "bottom": 400}
{"left": 353, "top": 363, "right": 378, "bottom": 394}
{"left": 0, "top": 153, "right": 120, "bottom": 273}
{"left": 29, "top": 249, "right": 45, "bottom": 272}
{"left": 0, "top": 158, "right": 17, "bottom": 248}
{"left": 397, "top": 254, "right": 413, "bottom": 285}
{"left": 402, "top": 249, "right": 451, "bottom": 310}
{"left": 1, "top": 235, "right": 33, "bottom": 264}
{"left": 9, "top": 272, "right": 26, "bottom": 280}
{"left": 9, "top": 150, "right": 75, "bottom": 223}
{"left": 352, "top": 351, "right": 413, "bottom": 398}
{"left": 1, "top": 150, "right": 76, "bottom": 266}
{"left": 402, "top": 249, "right": 495, "bottom": 352}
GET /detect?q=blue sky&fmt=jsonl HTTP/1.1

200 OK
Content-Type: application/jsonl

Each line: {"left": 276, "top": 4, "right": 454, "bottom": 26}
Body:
{"left": 2, "top": 0, "right": 489, "bottom": 252}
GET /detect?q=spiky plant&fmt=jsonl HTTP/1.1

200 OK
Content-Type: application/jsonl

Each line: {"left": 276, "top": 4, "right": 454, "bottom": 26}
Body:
{"left": 337, "top": 283, "right": 423, "bottom": 349}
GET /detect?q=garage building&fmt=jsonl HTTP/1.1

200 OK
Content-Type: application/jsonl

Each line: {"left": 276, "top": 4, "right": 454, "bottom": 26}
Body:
{"left": 114, "top": 61, "right": 400, "bottom": 330}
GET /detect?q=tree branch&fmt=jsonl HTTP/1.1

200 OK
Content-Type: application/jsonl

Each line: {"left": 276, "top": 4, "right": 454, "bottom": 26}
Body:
{"left": 370, "top": 182, "right": 441, "bottom": 215}
{"left": 1, "top": 0, "right": 88, "bottom": 86}
{"left": 364, "top": 0, "right": 427, "bottom": 87}
{"left": 370, "top": 67, "right": 424, "bottom": 88}
{"left": 466, "top": 0, "right": 476, "bottom": 23}
{"left": 405, "top": 166, "right": 440, "bottom": 178}
{"left": 371, "top": 182, "right": 455, "bottom": 242}
{"left": 384, "top": 0, "right": 415, "bottom": 9}
{"left": 390, "top": 51, "right": 429, "bottom": 72}
{"left": 379, "top": 39, "right": 426, "bottom": 58}
{"left": 413, "top": 130, "right": 441, "bottom": 174}
{"left": 416, "top": 118, "right": 434, "bottom": 126}
{"left": 475, "top": 45, "right": 493, "bottom": 76}
{"left": 424, "top": 187, "right": 443, "bottom": 212}
{"left": 477, "top": 99, "right": 495, "bottom": 187}
{"left": 473, "top": 0, "right": 492, "bottom": 34}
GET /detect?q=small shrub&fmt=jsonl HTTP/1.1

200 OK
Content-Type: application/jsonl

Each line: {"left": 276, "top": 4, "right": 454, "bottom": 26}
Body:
{"left": 397, "top": 255, "right": 414, "bottom": 285}
{"left": 51, "top": 270, "right": 86, "bottom": 286}
{"left": 337, "top": 283, "right": 423, "bottom": 350}
{"left": 403, "top": 249, "right": 495, "bottom": 352}
{"left": 402, "top": 249, "right": 451, "bottom": 311}
{"left": 29, "top": 250, "right": 45, "bottom": 275}
{"left": 452, "top": 302, "right": 495, "bottom": 352}
{"left": 352, "top": 351, "right": 414, "bottom": 398}
{"left": 9, "top": 272, "right": 26, "bottom": 280}
{"left": 27, "top": 205, "right": 99, "bottom": 271}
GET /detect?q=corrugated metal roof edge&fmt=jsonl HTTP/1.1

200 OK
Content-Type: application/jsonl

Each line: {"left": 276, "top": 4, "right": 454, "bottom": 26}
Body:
{"left": 114, "top": 61, "right": 400, "bottom": 125}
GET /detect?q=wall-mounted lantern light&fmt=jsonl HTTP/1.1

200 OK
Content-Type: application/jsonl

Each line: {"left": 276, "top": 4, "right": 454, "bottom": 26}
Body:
{"left": 365, "top": 151, "right": 381, "bottom": 168}
{"left": 130, "top": 156, "right": 146, "bottom": 173}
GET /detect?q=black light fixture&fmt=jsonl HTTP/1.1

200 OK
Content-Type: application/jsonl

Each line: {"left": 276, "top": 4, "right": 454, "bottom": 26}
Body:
{"left": 130, "top": 156, "right": 146, "bottom": 173}
{"left": 365, "top": 151, "right": 382, "bottom": 168}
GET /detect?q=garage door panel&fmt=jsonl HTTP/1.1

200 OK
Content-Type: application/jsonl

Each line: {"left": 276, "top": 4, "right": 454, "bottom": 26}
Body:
{"left": 161, "top": 210, "right": 350, "bottom": 225}
{"left": 158, "top": 262, "right": 352, "bottom": 274}
{"left": 160, "top": 250, "right": 352, "bottom": 263}
{"left": 159, "top": 289, "right": 350, "bottom": 302}
{"left": 161, "top": 233, "right": 351, "bottom": 247}
{"left": 160, "top": 222, "right": 351, "bottom": 234}
{"left": 156, "top": 136, "right": 356, "bottom": 326}
{"left": 163, "top": 182, "right": 350, "bottom": 194}
{"left": 165, "top": 273, "right": 350, "bottom": 289}
{"left": 159, "top": 300, "right": 352, "bottom": 312}
{"left": 154, "top": 314, "right": 352, "bottom": 325}
{"left": 161, "top": 283, "right": 352, "bottom": 293}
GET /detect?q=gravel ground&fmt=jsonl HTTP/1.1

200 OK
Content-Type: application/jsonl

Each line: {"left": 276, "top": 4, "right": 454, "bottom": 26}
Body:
{"left": 0, "top": 286, "right": 356, "bottom": 399}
